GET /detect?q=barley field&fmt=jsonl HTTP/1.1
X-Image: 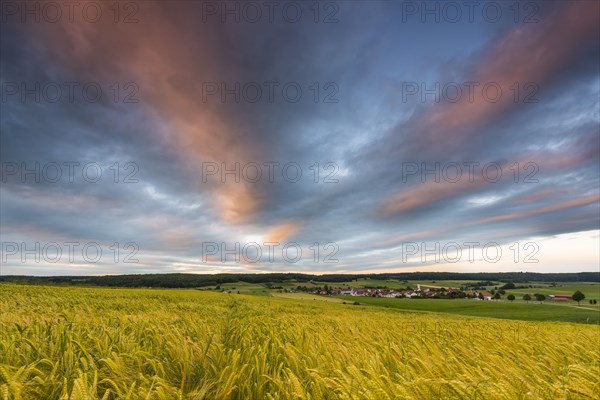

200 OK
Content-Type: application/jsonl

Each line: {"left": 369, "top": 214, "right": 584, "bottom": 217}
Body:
{"left": 1, "top": 285, "right": 598, "bottom": 399}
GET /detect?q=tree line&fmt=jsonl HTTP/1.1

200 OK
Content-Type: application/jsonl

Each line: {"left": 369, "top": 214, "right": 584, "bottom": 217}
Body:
{"left": 0, "top": 272, "right": 598, "bottom": 288}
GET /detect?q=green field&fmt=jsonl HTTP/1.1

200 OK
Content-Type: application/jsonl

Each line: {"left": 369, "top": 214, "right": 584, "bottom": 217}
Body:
{"left": 187, "top": 279, "right": 600, "bottom": 323}
{"left": 315, "top": 279, "right": 485, "bottom": 290}
{"left": 336, "top": 296, "right": 600, "bottom": 324}
{"left": 204, "top": 281, "right": 269, "bottom": 295}
{"left": 202, "top": 281, "right": 320, "bottom": 295}
{"left": 271, "top": 292, "right": 346, "bottom": 303}
{"left": 405, "top": 280, "right": 501, "bottom": 289}
{"left": 1, "top": 284, "right": 599, "bottom": 399}
{"left": 504, "top": 283, "right": 600, "bottom": 297}
{"left": 320, "top": 279, "right": 410, "bottom": 289}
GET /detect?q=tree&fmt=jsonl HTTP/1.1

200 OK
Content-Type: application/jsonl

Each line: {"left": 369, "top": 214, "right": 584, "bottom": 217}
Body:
{"left": 478, "top": 293, "right": 484, "bottom": 300}
{"left": 523, "top": 294, "right": 532, "bottom": 303}
{"left": 493, "top": 292, "right": 501, "bottom": 300}
{"left": 572, "top": 291, "right": 585, "bottom": 305}
{"left": 534, "top": 293, "right": 546, "bottom": 303}
{"left": 507, "top": 294, "right": 515, "bottom": 302}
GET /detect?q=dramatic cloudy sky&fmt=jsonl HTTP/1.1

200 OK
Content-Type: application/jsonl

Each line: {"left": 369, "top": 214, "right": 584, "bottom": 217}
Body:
{"left": 1, "top": 1, "right": 599, "bottom": 275}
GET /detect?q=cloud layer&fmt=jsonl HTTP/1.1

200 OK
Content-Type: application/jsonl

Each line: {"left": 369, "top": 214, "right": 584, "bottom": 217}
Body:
{"left": 1, "top": 1, "right": 598, "bottom": 275}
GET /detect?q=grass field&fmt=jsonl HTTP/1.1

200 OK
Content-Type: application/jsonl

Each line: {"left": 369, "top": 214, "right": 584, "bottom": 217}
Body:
{"left": 202, "top": 281, "right": 319, "bottom": 295}
{"left": 405, "top": 280, "right": 501, "bottom": 290}
{"left": 338, "top": 297, "right": 600, "bottom": 324}
{"left": 316, "top": 279, "right": 478, "bottom": 290}
{"left": 321, "top": 279, "right": 410, "bottom": 289}
{"left": 505, "top": 283, "right": 600, "bottom": 297}
{"left": 204, "top": 282, "right": 269, "bottom": 295}
{"left": 1, "top": 284, "right": 599, "bottom": 399}
{"left": 271, "top": 292, "right": 346, "bottom": 303}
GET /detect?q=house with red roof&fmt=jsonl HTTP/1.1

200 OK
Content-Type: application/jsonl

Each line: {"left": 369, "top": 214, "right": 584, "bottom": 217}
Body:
{"left": 549, "top": 295, "right": 572, "bottom": 301}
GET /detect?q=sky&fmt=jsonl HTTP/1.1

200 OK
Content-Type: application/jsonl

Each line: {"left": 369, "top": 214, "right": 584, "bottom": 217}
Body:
{"left": 0, "top": 0, "right": 599, "bottom": 276}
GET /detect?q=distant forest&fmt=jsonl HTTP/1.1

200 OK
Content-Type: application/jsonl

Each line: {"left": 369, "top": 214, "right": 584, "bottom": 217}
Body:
{"left": 1, "top": 272, "right": 599, "bottom": 288}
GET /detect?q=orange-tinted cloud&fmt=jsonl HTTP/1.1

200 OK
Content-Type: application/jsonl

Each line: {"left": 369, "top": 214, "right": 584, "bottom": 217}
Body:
{"left": 380, "top": 2, "right": 599, "bottom": 218}
{"left": 216, "top": 184, "right": 266, "bottom": 224}
{"left": 473, "top": 192, "right": 600, "bottom": 225}
{"left": 380, "top": 145, "right": 597, "bottom": 218}
{"left": 415, "top": 1, "right": 599, "bottom": 145}
{"left": 25, "top": 5, "right": 268, "bottom": 224}
{"left": 265, "top": 221, "right": 303, "bottom": 243}
{"left": 374, "top": 229, "right": 441, "bottom": 247}
{"left": 510, "top": 188, "right": 566, "bottom": 205}
{"left": 380, "top": 163, "right": 496, "bottom": 216}
{"left": 380, "top": 179, "right": 476, "bottom": 216}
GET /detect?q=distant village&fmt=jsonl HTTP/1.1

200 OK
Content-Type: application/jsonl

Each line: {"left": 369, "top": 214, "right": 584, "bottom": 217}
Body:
{"left": 314, "top": 284, "right": 498, "bottom": 300}
{"left": 290, "top": 283, "right": 575, "bottom": 301}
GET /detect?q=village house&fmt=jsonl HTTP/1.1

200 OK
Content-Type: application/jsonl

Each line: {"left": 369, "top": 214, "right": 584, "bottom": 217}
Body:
{"left": 549, "top": 295, "right": 572, "bottom": 301}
